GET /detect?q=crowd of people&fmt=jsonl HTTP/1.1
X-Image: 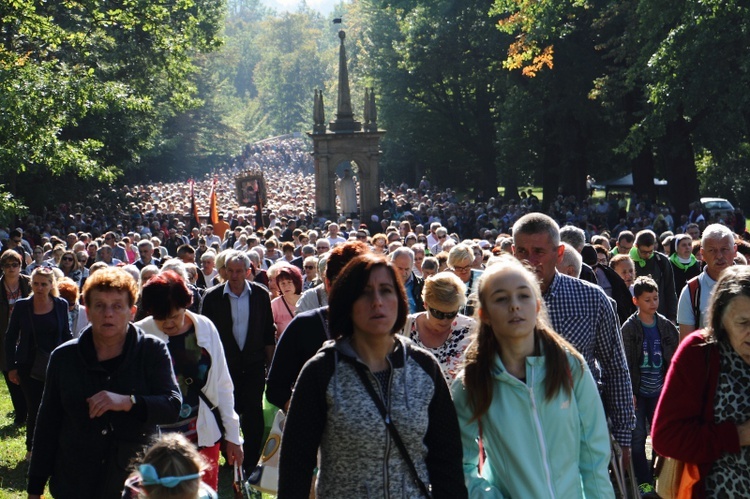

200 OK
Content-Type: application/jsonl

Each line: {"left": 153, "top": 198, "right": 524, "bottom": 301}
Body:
{"left": 1, "top": 136, "right": 750, "bottom": 497}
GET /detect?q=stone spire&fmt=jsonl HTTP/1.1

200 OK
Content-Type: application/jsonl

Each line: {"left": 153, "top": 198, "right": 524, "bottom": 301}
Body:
{"left": 329, "top": 30, "right": 361, "bottom": 132}
{"left": 313, "top": 89, "right": 326, "bottom": 134}
{"left": 366, "top": 87, "right": 378, "bottom": 132}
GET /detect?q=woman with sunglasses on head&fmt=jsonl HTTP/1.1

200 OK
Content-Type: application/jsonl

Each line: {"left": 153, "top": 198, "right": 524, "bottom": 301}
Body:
{"left": 0, "top": 250, "right": 32, "bottom": 427}
{"left": 58, "top": 249, "right": 83, "bottom": 287}
{"left": 401, "top": 272, "right": 475, "bottom": 383}
{"left": 5, "top": 266, "right": 72, "bottom": 460}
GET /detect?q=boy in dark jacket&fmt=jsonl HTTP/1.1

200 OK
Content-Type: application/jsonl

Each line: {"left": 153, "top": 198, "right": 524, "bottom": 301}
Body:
{"left": 621, "top": 277, "right": 679, "bottom": 494}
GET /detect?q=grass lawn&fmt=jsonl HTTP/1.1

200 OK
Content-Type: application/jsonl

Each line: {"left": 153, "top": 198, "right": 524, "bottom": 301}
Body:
{"left": 0, "top": 380, "right": 266, "bottom": 498}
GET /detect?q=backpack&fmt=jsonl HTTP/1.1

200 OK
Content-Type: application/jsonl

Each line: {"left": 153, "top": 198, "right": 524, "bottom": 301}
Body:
{"left": 687, "top": 276, "right": 701, "bottom": 327}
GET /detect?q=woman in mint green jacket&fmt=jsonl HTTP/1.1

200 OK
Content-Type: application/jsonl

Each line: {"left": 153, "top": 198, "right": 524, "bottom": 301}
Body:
{"left": 451, "top": 256, "right": 614, "bottom": 498}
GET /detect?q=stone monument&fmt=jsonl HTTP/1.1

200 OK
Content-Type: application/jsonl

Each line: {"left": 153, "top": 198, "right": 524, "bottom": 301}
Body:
{"left": 309, "top": 28, "right": 385, "bottom": 221}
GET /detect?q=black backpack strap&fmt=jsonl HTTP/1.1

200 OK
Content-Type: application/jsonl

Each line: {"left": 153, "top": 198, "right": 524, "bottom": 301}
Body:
{"left": 352, "top": 362, "right": 432, "bottom": 498}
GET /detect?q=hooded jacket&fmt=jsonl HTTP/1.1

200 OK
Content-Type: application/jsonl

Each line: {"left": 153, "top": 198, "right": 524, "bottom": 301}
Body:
{"left": 451, "top": 350, "right": 614, "bottom": 498}
{"left": 278, "top": 336, "right": 466, "bottom": 499}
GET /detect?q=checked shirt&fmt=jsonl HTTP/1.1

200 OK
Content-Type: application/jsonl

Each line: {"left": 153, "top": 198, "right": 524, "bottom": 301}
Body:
{"left": 543, "top": 271, "right": 636, "bottom": 447}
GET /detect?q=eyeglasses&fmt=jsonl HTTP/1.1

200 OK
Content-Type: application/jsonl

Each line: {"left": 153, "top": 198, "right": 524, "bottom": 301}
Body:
{"left": 3, "top": 262, "right": 20, "bottom": 269}
{"left": 429, "top": 307, "right": 459, "bottom": 320}
{"left": 451, "top": 265, "right": 471, "bottom": 273}
{"left": 304, "top": 265, "right": 315, "bottom": 270}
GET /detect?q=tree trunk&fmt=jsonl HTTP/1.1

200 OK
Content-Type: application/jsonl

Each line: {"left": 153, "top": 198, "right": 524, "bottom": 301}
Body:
{"left": 631, "top": 145, "right": 655, "bottom": 199}
{"left": 661, "top": 115, "right": 700, "bottom": 217}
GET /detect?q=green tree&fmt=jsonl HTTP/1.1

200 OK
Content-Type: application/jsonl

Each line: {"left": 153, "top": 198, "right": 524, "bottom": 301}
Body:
{"left": 0, "top": 0, "right": 224, "bottom": 210}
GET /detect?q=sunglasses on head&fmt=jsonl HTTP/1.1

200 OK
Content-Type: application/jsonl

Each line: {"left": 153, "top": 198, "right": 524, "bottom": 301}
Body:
{"left": 429, "top": 307, "right": 459, "bottom": 320}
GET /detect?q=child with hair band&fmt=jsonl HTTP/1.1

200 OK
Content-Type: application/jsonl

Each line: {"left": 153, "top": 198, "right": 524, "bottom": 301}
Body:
{"left": 123, "top": 433, "right": 217, "bottom": 499}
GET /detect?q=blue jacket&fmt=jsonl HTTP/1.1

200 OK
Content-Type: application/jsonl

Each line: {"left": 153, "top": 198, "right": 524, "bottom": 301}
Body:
{"left": 451, "top": 350, "right": 614, "bottom": 498}
{"left": 5, "top": 296, "right": 71, "bottom": 370}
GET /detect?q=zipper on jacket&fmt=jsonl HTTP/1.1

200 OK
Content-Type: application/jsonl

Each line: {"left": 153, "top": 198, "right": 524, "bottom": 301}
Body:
{"left": 367, "top": 358, "right": 394, "bottom": 499}
{"left": 528, "top": 369, "right": 556, "bottom": 497}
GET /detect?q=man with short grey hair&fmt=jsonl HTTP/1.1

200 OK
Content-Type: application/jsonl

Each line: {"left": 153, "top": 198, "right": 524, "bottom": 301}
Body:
{"left": 201, "top": 250, "right": 276, "bottom": 469}
{"left": 512, "top": 212, "right": 634, "bottom": 459}
{"left": 134, "top": 239, "right": 160, "bottom": 270}
{"left": 557, "top": 242, "right": 582, "bottom": 278}
{"left": 560, "top": 225, "right": 597, "bottom": 284}
{"left": 390, "top": 246, "right": 425, "bottom": 313}
{"left": 677, "top": 223, "right": 737, "bottom": 340}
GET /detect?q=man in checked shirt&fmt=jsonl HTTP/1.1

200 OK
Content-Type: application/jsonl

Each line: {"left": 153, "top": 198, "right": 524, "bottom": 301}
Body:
{"left": 512, "top": 212, "right": 635, "bottom": 464}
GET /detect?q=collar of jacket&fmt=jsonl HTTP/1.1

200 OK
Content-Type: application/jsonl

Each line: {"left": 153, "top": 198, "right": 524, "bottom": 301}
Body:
{"left": 669, "top": 252, "right": 697, "bottom": 271}
{"left": 77, "top": 323, "right": 140, "bottom": 370}
{"left": 328, "top": 335, "right": 409, "bottom": 370}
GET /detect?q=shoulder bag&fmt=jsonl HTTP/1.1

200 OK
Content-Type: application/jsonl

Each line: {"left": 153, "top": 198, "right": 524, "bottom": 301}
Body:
{"left": 654, "top": 344, "right": 714, "bottom": 498}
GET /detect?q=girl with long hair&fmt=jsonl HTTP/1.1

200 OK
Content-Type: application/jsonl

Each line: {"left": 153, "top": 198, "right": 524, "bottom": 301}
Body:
{"left": 452, "top": 255, "right": 613, "bottom": 497}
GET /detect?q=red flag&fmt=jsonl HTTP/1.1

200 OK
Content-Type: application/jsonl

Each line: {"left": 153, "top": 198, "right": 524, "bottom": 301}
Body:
{"left": 209, "top": 176, "right": 219, "bottom": 226}
{"left": 189, "top": 179, "right": 200, "bottom": 229}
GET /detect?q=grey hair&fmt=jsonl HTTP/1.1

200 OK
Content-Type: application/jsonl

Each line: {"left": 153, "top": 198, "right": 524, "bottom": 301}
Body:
{"left": 448, "top": 244, "right": 473, "bottom": 267}
{"left": 558, "top": 242, "right": 582, "bottom": 278}
{"left": 225, "top": 250, "right": 251, "bottom": 270}
{"left": 512, "top": 213, "right": 561, "bottom": 247}
{"left": 390, "top": 246, "right": 415, "bottom": 265}
{"left": 701, "top": 223, "right": 735, "bottom": 247}
{"left": 560, "top": 225, "right": 586, "bottom": 252}
{"left": 161, "top": 259, "right": 189, "bottom": 282}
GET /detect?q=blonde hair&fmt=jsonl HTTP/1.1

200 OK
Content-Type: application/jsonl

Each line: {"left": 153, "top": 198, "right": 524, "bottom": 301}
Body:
{"left": 423, "top": 272, "right": 467, "bottom": 309}
{"left": 135, "top": 433, "right": 207, "bottom": 499}
{"left": 447, "top": 244, "right": 473, "bottom": 268}
{"left": 30, "top": 267, "right": 60, "bottom": 298}
{"left": 461, "top": 255, "right": 584, "bottom": 421}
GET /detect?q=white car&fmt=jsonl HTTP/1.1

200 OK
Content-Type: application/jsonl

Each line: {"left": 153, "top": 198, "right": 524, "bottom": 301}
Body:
{"left": 701, "top": 197, "right": 735, "bottom": 222}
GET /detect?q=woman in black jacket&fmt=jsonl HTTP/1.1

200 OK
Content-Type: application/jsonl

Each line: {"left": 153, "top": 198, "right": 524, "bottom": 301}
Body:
{"left": 5, "top": 266, "right": 71, "bottom": 457}
{"left": 26, "top": 267, "right": 182, "bottom": 499}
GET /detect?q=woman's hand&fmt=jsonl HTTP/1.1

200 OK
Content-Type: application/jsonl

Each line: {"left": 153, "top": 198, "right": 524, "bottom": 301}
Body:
{"left": 225, "top": 441, "right": 244, "bottom": 467}
{"left": 8, "top": 369, "right": 20, "bottom": 385}
{"left": 86, "top": 390, "right": 132, "bottom": 418}
{"left": 738, "top": 420, "right": 750, "bottom": 446}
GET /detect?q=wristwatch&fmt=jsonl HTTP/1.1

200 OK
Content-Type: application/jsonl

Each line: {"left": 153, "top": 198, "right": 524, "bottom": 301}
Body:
{"left": 130, "top": 394, "right": 137, "bottom": 406}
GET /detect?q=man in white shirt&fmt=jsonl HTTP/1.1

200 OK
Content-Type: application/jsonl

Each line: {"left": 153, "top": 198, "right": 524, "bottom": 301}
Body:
{"left": 677, "top": 223, "right": 737, "bottom": 341}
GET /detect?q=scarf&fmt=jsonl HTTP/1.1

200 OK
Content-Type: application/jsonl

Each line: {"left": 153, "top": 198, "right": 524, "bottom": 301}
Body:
{"left": 669, "top": 252, "right": 697, "bottom": 271}
{"left": 629, "top": 246, "right": 650, "bottom": 268}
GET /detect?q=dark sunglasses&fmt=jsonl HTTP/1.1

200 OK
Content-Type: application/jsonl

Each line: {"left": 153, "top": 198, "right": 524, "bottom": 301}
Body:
{"left": 304, "top": 265, "right": 315, "bottom": 270}
{"left": 3, "top": 262, "right": 20, "bottom": 269}
{"left": 61, "top": 257, "right": 74, "bottom": 262}
{"left": 429, "top": 307, "right": 459, "bottom": 320}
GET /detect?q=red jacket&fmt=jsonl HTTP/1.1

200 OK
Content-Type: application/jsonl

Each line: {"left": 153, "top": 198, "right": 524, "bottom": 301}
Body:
{"left": 652, "top": 331, "right": 741, "bottom": 497}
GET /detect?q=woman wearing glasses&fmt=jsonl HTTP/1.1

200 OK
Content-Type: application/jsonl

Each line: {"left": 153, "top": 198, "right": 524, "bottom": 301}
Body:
{"left": 448, "top": 244, "right": 482, "bottom": 316}
{"left": 401, "top": 272, "right": 475, "bottom": 383}
{"left": 5, "top": 266, "right": 72, "bottom": 459}
{"left": 0, "top": 250, "right": 32, "bottom": 427}
{"left": 58, "top": 249, "right": 83, "bottom": 287}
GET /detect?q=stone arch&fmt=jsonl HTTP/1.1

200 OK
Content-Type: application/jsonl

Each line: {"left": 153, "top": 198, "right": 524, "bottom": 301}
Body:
{"left": 309, "top": 132, "right": 384, "bottom": 222}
